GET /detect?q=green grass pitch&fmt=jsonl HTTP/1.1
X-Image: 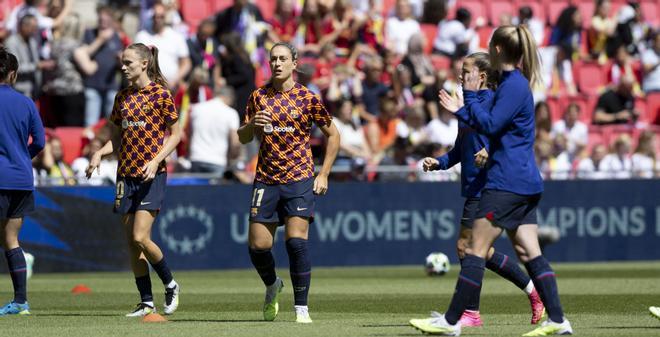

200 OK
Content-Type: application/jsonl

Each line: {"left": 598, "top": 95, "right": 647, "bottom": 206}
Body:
{"left": 1, "top": 262, "right": 659, "bottom": 336}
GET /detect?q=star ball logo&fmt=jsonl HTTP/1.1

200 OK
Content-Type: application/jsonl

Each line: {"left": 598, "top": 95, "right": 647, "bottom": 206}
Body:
{"left": 159, "top": 205, "right": 214, "bottom": 255}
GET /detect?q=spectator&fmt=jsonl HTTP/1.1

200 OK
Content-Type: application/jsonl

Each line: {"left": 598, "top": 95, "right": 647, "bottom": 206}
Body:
{"left": 421, "top": 0, "right": 447, "bottom": 25}
{"left": 327, "top": 63, "right": 363, "bottom": 104}
{"left": 312, "top": 43, "right": 337, "bottom": 91}
{"left": 354, "top": 0, "right": 386, "bottom": 53}
{"left": 296, "top": 62, "right": 321, "bottom": 95}
{"left": 5, "top": 0, "right": 71, "bottom": 34}
{"left": 588, "top": 0, "right": 617, "bottom": 63}
{"left": 641, "top": 30, "right": 660, "bottom": 94}
{"left": 422, "top": 69, "right": 448, "bottom": 121}
{"left": 43, "top": 14, "right": 85, "bottom": 126}
{"left": 550, "top": 6, "right": 582, "bottom": 60}
{"left": 399, "top": 33, "right": 434, "bottom": 89}
{"left": 359, "top": 57, "right": 389, "bottom": 121}
{"left": 576, "top": 144, "right": 609, "bottom": 179}
{"left": 174, "top": 66, "right": 213, "bottom": 158}
{"left": 214, "top": 0, "right": 268, "bottom": 63}
{"left": 186, "top": 18, "right": 221, "bottom": 88}
{"left": 77, "top": 5, "right": 123, "bottom": 127}
{"left": 550, "top": 134, "right": 573, "bottom": 180}
{"left": 600, "top": 134, "right": 632, "bottom": 179}
{"left": 333, "top": 98, "right": 372, "bottom": 164}
{"left": 426, "top": 105, "right": 458, "bottom": 148}
{"left": 610, "top": 2, "right": 651, "bottom": 56}
{"left": 544, "top": 46, "right": 578, "bottom": 97}
{"left": 385, "top": 0, "right": 421, "bottom": 55}
{"left": 593, "top": 75, "right": 638, "bottom": 125}
{"left": 551, "top": 102, "right": 588, "bottom": 157}
{"left": 607, "top": 43, "right": 643, "bottom": 96}
{"left": 366, "top": 95, "right": 403, "bottom": 158}
{"left": 535, "top": 140, "right": 553, "bottom": 180}
{"left": 4, "top": 14, "right": 53, "bottom": 98}
{"left": 135, "top": 2, "right": 191, "bottom": 89}
{"left": 71, "top": 137, "right": 117, "bottom": 185}
{"left": 219, "top": 32, "right": 256, "bottom": 119}
{"left": 188, "top": 86, "right": 240, "bottom": 176}
{"left": 268, "top": 0, "right": 299, "bottom": 44}
{"left": 433, "top": 7, "right": 474, "bottom": 58}
{"left": 515, "top": 6, "right": 544, "bottom": 46}
{"left": 397, "top": 104, "right": 429, "bottom": 147}
{"left": 42, "top": 137, "right": 75, "bottom": 185}
{"left": 416, "top": 143, "right": 460, "bottom": 182}
{"left": 535, "top": 101, "right": 552, "bottom": 141}
{"left": 631, "top": 130, "right": 657, "bottom": 178}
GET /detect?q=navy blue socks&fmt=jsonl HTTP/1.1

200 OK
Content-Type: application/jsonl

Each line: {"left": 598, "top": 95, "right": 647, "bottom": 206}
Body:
{"left": 151, "top": 257, "right": 173, "bottom": 286}
{"left": 5, "top": 248, "right": 27, "bottom": 304}
{"left": 446, "top": 254, "right": 485, "bottom": 324}
{"left": 249, "top": 248, "right": 277, "bottom": 286}
{"left": 486, "top": 251, "right": 531, "bottom": 290}
{"left": 525, "top": 256, "right": 564, "bottom": 322}
{"left": 135, "top": 274, "right": 153, "bottom": 303}
{"left": 286, "top": 238, "right": 311, "bottom": 306}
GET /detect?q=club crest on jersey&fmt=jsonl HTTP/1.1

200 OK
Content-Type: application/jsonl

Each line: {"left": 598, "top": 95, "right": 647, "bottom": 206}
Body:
{"left": 251, "top": 207, "right": 258, "bottom": 216}
{"left": 290, "top": 109, "right": 300, "bottom": 119}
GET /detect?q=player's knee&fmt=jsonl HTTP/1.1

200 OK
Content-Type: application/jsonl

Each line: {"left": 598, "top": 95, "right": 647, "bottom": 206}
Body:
{"left": 456, "top": 239, "right": 467, "bottom": 259}
{"left": 514, "top": 244, "right": 531, "bottom": 262}
{"left": 248, "top": 238, "right": 273, "bottom": 250}
{"left": 131, "top": 236, "right": 151, "bottom": 249}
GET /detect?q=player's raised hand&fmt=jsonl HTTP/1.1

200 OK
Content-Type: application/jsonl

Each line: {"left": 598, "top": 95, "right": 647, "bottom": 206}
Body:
{"left": 474, "top": 147, "right": 488, "bottom": 168}
{"left": 141, "top": 160, "right": 159, "bottom": 181}
{"left": 438, "top": 89, "right": 463, "bottom": 113}
{"left": 422, "top": 157, "right": 440, "bottom": 172}
{"left": 463, "top": 68, "right": 481, "bottom": 91}
{"left": 85, "top": 153, "right": 101, "bottom": 179}
{"left": 313, "top": 174, "right": 328, "bottom": 195}
{"left": 252, "top": 110, "right": 272, "bottom": 127}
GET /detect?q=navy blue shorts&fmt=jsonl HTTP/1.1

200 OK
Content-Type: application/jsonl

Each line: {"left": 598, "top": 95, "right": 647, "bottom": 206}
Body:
{"left": 114, "top": 173, "right": 167, "bottom": 214}
{"left": 0, "top": 190, "right": 35, "bottom": 219}
{"left": 460, "top": 197, "right": 480, "bottom": 229}
{"left": 249, "top": 178, "right": 315, "bottom": 225}
{"left": 475, "top": 189, "right": 541, "bottom": 230}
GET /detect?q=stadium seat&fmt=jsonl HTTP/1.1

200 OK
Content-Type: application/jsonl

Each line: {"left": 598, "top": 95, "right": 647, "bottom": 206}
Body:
{"left": 546, "top": 1, "right": 570, "bottom": 26}
{"left": 640, "top": 1, "right": 659, "bottom": 26}
{"left": 647, "top": 92, "right": 660, "bottom": 125}
{"left": 420, "top": 23, "right": 437, "bottom": 54}
{"left": 634, "top": 97, "right": 648, "bottom": 124}
{"left": 53, "top": 127, "right": 85, "bottom": 165}
{"left": 576, "top": 1, "right": 595, "bottom": 28}
{"left": 477, "top": 25, "right": 493, "bottom": 49}
{"left": 382, "top": 0, "right": 396, "bottom": 17}
{"left": 574, "top": 61, "right": 607, "bottom": 96}
{"left": 430, "top": 54, "right": 451, "bottom": 71}
{"left": 255, "top": 0, "right": 276, "bottom": 22}
{"left": 210, "top": 0, "right": 233, "bottom": 12}
{"left": 487, "top": 0, "right": 514, "bottom": 26}
{"left": 181, "top": 0, "right": 212, "bottom": 33}
{"left": 587, "top": 126, "right": 605, "bottom": 152}
{"left": 546, "top": 97, "right": 563, "bottom": 122}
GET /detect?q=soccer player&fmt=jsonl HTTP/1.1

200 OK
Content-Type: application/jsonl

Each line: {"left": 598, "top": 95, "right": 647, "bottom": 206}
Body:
{"left": 410, "top": 25, "right": 573, "bottom": 336}
{"left": 0, "top": 47, "right": 45, "bottom": 316}
{"left": 86, "top": 43, "right": 181, "bottom": 317}
{"left": 421, "top": 52, "right": 544, "bottom": 327}
{"left": 237, "top": 42, "right": 340, "bottom": 324}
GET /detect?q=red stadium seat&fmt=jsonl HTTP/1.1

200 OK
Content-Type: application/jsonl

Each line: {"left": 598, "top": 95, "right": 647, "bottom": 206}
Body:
{"left": 53, "top": 127, "right": 85, "bottom": 165}
{"left": 574, "top": 61, "right": 607, "bottom": 96}
{"left": 477, "top": 25, "right": 493, "bottom": 49}
{"left": 635, "top": 97, "right": 648, "bottom": 123}
{"left": 587, "top": 126, "right": 605, "bottom": 152}
{"left": 430, "top": 54, "right": 451, "bottom": 71}
{"left": 210, "top": 0, "right": 233, "bottom": 12}
{"left": 420, "top": 23, "right": 437, "bottom": 54}
{"left": 576, "top": 1, "right": 595, "bottom": 28}
{"left": 487, "top": 0, "right": 514, "bottom": 26}
{"left": 382, "top": 0, "right": 396, "bottom": 17}
{"left": 545, "top": 97, "right": 562, "bottom": 123}
{"left": 255, "top": 0, "right": 276, "bottom": 21}
{"left": 640, "top": 1, "right": 659, "bottom": 26}
{"left": 547, "top": 1, "right": 570, "bottom": 26}
{"left": 647, "top": 92, "right": 660, "bottom": 125}
{"left": 181, "top": 0, "right": 212, "bottom": 33}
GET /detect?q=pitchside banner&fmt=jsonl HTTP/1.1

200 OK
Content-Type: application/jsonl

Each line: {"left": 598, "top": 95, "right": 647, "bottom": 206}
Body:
{"left": 11, "top": 180, "right": 660, "bottom": 272}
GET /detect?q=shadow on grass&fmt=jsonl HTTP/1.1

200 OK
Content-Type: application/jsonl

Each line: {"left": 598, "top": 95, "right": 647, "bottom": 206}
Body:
{"left": 171, "top": 319, "right": 275, "bottom": 323}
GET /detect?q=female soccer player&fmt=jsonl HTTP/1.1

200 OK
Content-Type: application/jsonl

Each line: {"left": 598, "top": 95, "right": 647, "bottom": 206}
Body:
{"left": 0, "top": 47, "right": 45, "bottom": 316}
{"left": 410, "top": 26, "right": 573, "bottom": 336}
{"left": 86, "top": 43, "right": 181, "bottom": 317}
{"left": 237, "top": 42, "right": 340, "bottom": 323}
{"left": 422, "top": 52, "right": 544, "bottom": 328}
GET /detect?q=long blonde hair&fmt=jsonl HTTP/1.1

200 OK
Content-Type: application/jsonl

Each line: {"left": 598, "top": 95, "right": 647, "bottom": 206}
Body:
{"left": 489, "top": 25, "right": 542, "bottom": 89}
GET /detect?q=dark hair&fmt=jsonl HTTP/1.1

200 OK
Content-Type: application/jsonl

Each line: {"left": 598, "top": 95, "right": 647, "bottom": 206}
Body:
{"left": 555, "top": 6, "right": 579, "bottom": 34}
{"left": 0, "top": 47, "right": 19, "bottom": 81}
{"left": 126, "top": 43, "right": 168, "bottom": 87}
{"left": 466, "top": 52, "right": 499, "bottom": 90}
{"left": 518, "top": 6, "right": 533, "bottom": 21}
{"left": 455, "top": 7, "right": 471, "bottom": 25}
{"left": 220, "top": 32, "right": 251, "bottom": 64}
{"left": 270, "top": 42, "right": 298, "bottom": 61}
{"left": 19, "top": 13, "right": 37, "bottom": 27}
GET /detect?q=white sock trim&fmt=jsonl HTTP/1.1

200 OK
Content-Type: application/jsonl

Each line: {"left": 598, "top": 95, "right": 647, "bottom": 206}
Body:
{"left": 524, "top": 280, "right": 534, "bottom": 295}
{"left": 166, "top": 280, "right": 177, "bottom": 289}
{"left": 143, "top": 301, "right": 155, "bottom": 307}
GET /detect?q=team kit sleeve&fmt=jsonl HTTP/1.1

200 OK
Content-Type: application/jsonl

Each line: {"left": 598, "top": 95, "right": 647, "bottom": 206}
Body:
{"left": 457, "top": 85, "right": 522, "bottom": 137}
{"left": 28, "top": 101, "right": 45, "bottom": 158}
{"left": 160, "top": 89, "right": 179, "bottom": 125}
{"left": 244, "top": 91, "right": 257, "bottom": 125}
{"left": 437, "top": 133, "right": 462, "bottom": 170}
{"left": 310, "top": 94, "right": 332, "bottom": 127}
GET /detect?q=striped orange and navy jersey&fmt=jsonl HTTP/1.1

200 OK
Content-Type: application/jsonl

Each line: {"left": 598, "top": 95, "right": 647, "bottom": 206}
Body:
{"left": 110, "top": 82, "right": 178, "bottom": 178}
{"left": 245, "top": 82, "right": 332, "bottom": 185}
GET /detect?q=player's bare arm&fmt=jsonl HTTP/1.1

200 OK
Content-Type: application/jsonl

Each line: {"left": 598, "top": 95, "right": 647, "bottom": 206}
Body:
{"left": 86, "top": 123, "right": 120, "bottom": 178}
{"left": 314, "top": 122, "right": 340, "bottom": 195}
{"left": 238, "top": 110, "right": 272, "bottom": 144}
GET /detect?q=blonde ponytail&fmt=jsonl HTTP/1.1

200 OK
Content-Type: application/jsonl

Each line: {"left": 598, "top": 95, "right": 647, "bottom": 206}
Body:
{"left": 517, "top": 25, "right": 542, "bottom": 89}
{"left": 490, "top": 25, "right": 543, "bottom": 89}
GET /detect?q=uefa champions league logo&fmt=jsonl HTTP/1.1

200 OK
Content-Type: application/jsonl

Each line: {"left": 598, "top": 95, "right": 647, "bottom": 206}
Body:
{"left": 159, "top": 205, "right": 214, "bottom": 255}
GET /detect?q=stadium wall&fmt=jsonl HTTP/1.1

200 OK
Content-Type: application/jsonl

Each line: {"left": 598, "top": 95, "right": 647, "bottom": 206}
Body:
{"left": 10, "top": 180, "right": 660, "bottom": 272}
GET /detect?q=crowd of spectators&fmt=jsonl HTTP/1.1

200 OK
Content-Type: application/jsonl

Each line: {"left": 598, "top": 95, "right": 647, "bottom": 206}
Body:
{"left": 0, "top": 0, "right": 659, "bottom": 185}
